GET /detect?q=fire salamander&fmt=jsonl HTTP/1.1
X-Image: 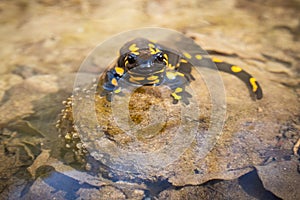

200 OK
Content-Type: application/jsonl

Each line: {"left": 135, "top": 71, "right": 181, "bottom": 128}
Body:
{"left": 99, "top": 38, "right": 263, "bottom": 104}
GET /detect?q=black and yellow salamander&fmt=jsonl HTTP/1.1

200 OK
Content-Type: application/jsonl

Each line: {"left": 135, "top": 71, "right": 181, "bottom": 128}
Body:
{"left": 99, "top": 38, "right": 263, "bottom": 104}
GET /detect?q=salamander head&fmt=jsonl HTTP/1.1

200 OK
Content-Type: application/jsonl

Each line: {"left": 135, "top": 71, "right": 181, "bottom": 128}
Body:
{"left": 117, "top": 38, "right": 168, "bottom": 85}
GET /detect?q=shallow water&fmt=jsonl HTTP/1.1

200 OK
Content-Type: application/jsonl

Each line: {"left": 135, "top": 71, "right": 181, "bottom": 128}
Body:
{"left": 0, "top": 0, "right": 299, "bottom": 199}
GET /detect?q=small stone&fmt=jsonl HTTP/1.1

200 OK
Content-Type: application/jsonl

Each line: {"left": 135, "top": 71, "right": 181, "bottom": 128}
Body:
{"left": 76, "top": 142, "right": 82, "bottom": 149}
{"left": 85, "top": 163, "right": 92, "bottom": 171}
{"left": 64, "top": 133, "right": 72, "bottom": 140}
{"left": 72, "top": 132, "right": 79, "bottom": 139}
{"left": 64, "top": 152, "right": 75, "bottom": 164}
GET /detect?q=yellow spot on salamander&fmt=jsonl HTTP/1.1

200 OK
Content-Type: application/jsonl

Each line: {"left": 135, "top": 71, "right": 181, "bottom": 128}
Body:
{"left": 249, "top": 77, "right": 258, "bottom": 92}
{"left": 147, "top": 75, "right": 158, "bottom": 80}
{"left": 153, "top": 68, "right": 165, "bottom": 74}
{"left": 168, "top": 64, "right": 175, "bottom": 70}
{"left": 129, "top": 78, "right": 141, "bottom": 84}
{"left": 175, "top": 87, "right": 183, "bottom": 93}
{"left": 171, "top": 92, "right": 182, "bottom": 100}
{"left": 115, "top": 66, "right": 124, "bottom": 75}
{"left": 129, "top": 43, "right": 139, "bottom": 52}
{"left": 149, "top": 48, "right": 156, "bottom": 54}
{"left": 148, "top": 43, "right": 155, "bottom": 48}
{"left": 212, "top": 57, "right": 223, "bottom": 63}
{"left": 195, "top": 54, "right": 202, "bottom": 60}
{"left": 176, "top": 72, "right": 185, "bottom": 77}
{"left": 164, "top": 59, "right": 168, "bottom": 65}
{"left": 148, "top": 43, "right": 155, "bottom": 49}
{"left": 150, "top": 47, "right": 161, "bottom": 55}
{"left": 183, "top": 52, "right": 192, "bottom": 59}
{"left": 111, "top": 78, "right": 118, "bottom": 86}
{"left": 114, "top": 88, "right": 121, "bottom": 93}
{"left": 150, "top": 40, "right": 157, "bottom": 43}
{"left": 180, "top": 59, "right": 188, "bottom": 63}
{"left": 166, "top": 71, "right": 184, "bottom": 80}
{"left": 166, "top": 72, "right": 176, "bottom": 80}
{"left": 148, "top": 79, "right": 160, "bottom": 84}
{"left": 231, "top": 65, "right": 242, "bottom": 73}
{"left": 125, "top": 60, "right": 128, "bottom": 66}
{"left": 131, "top": 51, "right": 140, "bottom": 55}
{"left": 130, "top": 76, "right": 145, "bottom": 81}
{"left": 163, "top": 54, "right": 168, "bottom": 60}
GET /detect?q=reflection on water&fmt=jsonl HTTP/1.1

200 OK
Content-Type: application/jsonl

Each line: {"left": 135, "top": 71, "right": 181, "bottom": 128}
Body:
{"left": 1, "top": 0, "right": 300, "bottom": 199}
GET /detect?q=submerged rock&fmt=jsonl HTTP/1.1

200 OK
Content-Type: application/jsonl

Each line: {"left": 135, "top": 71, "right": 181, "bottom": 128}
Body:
{"left": 57, "top": 61, "right": 299, "bottom": 187}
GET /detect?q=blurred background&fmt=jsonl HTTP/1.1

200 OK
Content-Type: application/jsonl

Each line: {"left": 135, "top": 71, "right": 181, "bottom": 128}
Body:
{"left": 1, "top": 0, "right": 299, "bottom": 75}
{"left": 0, "top": 0, "right": 299, "bottom": 199}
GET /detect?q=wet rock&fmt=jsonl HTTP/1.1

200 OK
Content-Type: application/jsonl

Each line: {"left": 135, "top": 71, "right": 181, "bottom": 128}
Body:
{"left": 22, "top": 177, "right": 68, "bottom": 200}
{"left": 0, "top": 73, "right": 77, "bottom": 127}
{"left": 0, "top": 75, "right": 57, "bottom": 127}
{"left": 0, "top": 177, "right": 29, "bottom": 200}
{"left": 158, "top": 179, "right": 257, "bottom": 200}
{"left": 238, "top": 170, "right": 281, "bottom": 199}
{"left": 27, "top": 149, "right": 51, "bottom": 177}
{"left": 256, "top": 158, "right": 300, "bottom": 200}
{"left": 12, "top": 65, "right": 42, "bottom": 79}
{"left": 57, "top": 59, "right": 300, "bottom": 187}
{"left": 0, "top": 74, "right": 23, "bottom": 101}
{"left": 77, "top": 186, "right": 126, "bottom": 200}
{"left": 55, "top": 26, "right": 300, "bottom": 189}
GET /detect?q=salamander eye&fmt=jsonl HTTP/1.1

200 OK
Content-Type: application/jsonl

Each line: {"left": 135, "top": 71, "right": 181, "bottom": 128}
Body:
{"left": 156, "top": 52, "right": 164, "bottom": 62}
{"left": 127, "top": 53, "right": 137, "bottom": 64}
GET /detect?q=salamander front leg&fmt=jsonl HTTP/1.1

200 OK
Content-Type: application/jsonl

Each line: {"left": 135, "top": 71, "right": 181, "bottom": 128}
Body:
{"left": 166, "top": 73, "right": 192, "bottom": 105}
{"left": 99, "top": 69, "right": 124, "bottom": 102}
{"left": 170, "top": 86, "right": 191, "bottom": 104}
